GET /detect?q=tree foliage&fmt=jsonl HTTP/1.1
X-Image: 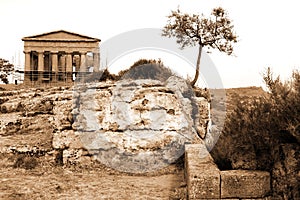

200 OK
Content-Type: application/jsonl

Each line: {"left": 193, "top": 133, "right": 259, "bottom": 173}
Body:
{"left": 162, "top": 7, "right": 237, "bottom": 86}
{"left": 0, "top": 58, "right": 14, "bottom": 84}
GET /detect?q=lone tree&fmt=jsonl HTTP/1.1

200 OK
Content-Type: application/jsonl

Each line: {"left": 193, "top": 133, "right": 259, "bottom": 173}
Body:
{"left": 162, "top": 7, "right": 238, "bottom": 86}
{"left": 0, "top": 58, "right": 14, "bottom": 84}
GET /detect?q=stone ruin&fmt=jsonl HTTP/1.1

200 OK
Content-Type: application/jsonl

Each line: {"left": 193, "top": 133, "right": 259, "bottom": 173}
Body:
{"left": 71, "top": 76, "right": 209, "bottom": 173}
{"left": 22, "top": 30, "right": 100, "bottom": 85}
{"left": 0, "top": 76, "right": 210, "bottom": 170}
{"left": 0, "top": 75, "right": 272, "bottom": 199}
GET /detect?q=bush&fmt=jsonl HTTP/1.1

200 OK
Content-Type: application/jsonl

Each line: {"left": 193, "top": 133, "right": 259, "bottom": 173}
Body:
{"left": 117, "top": 58, "right": 175, "bottom": 82}
{"left": 97, "top": 59, "right": 174, "bottom": 82}
{"left": 218, "top": 68, "right": 299, "bottom": 165}
{"left": 99, "top": 68, "right": 117, "bottom": 81}
{"left": 212, "top": 68, "right": 300, "bottom": 198}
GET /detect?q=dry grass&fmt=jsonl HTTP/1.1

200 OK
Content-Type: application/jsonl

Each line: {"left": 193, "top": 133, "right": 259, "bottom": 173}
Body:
{"left": 0, "top": 154, "right": 186, "bottom": 200}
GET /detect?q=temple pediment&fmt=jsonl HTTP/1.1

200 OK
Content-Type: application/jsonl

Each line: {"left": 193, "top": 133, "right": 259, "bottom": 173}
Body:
{"left": 22, "top": 30, "right": 100, "bottom": 42}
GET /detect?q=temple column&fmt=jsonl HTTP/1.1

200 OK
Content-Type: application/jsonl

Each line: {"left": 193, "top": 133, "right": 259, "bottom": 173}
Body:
{"left": 93, "top": 48, "right": 100, "bottom": 72}
{"left": 80, "top": 52, "right": 86, "bottom": 72}
{"left": 37, "top": 51, "right": 44, "bottom": 82}
{"left": 66, "top": 51, "right": 73, "bottom": 82}
{"left": 24, "top": 50, "right": 31, "bottom": 83}
{"left": 52, "top": 51, "right": 58, "bottom": 83}
{"left": 80, "top": 52, "right": 87, "bottom": 81}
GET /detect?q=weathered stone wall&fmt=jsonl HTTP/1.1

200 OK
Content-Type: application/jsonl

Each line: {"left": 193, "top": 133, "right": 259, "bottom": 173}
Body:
{"left": 0, "top": 77, "right": 210, "bottom": 172}
{"left": 67, "top": 77, "right": 209, "bottom": 173}
{"left": 0, "top": 87, "right": 71, "bottom": 150}
{"left": 185, "top": 144, "right": 271, "bottom": 199}
{"left": 0, "top": 86, "right": 73, "bottom": 168}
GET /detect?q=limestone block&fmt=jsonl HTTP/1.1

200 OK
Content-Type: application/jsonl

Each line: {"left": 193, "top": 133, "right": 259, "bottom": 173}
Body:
{"left": 0, "top": 113, "right": 21, "bottom": 135}
{"left": 51, "top": 100, "right": 72, "bottom": 131}
{"left": 221, "top": 170, "right": 271, "bottom": 198}
{"left": 185, "top": 144, "right": 220, "bottom": 199}
{"left": 52, "top": 130, "right": 82, "bottom": 149}
{"left": 62, "top": 149, "right": 91, "bottom": 165}
{"left": 73, "top": 79, "right": 204, "bottom": 173}
{"left": 19, "top": 97, "right": 54, "bottom": 116}
{"left": 0, "top": 101, "right": 23, "bottom": 113}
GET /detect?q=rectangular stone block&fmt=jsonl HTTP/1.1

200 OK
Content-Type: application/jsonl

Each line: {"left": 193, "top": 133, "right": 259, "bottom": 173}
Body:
{"left": 52, "top": 130, "right": 83, "bottom": 149}
{"left": 221, "top": 170, "right": 271, "bottom": 198}
{"left": 62, "top": 149, "right": 91, "bottom": 166}
{"left": 185, "top": 144, "right": 220, "bottom": 199}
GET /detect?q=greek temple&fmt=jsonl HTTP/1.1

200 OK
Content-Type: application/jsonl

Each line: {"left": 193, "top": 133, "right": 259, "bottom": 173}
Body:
{"left": 22, "top": 30, "right": 100, "bottom": 84}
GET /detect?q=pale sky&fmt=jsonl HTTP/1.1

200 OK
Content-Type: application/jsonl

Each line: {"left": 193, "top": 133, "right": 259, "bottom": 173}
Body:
{"left": 0, "top": 0, "right": 299, "bottom": 88}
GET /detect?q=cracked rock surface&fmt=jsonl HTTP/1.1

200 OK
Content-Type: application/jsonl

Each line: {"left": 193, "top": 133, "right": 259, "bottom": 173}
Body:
{"left": 74, "top": 77, "right": 204, "bottom": 173}
{"left": 0, "top": 78, "right": 210, "bottom": 173}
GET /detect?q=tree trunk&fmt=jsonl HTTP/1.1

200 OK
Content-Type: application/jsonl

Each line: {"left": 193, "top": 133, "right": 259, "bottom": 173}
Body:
{"left": 190, "top": 45, "right": 203, "bottom": 87}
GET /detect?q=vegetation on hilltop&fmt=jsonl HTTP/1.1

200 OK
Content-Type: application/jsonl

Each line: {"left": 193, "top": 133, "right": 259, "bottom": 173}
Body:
{"left": 99, "top": 59, "right": 174, "bottom": 82}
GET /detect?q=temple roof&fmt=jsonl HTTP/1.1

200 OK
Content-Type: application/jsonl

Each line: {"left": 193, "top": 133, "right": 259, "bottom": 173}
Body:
{"left": 22, "top": 30, "right": 101, "bottom": 42}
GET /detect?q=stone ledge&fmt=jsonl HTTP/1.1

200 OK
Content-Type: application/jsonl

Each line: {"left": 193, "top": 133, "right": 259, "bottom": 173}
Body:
{"left": 185, "top": 144, "right": 220, "bottom": 199}
{"left": 221, "top": 170, "right": 271, "bottom": 199}
{"left": 185, "top": 144, "right": 271, "bottom": 200}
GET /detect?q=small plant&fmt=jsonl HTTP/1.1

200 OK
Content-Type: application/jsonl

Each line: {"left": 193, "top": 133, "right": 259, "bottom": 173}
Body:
{"left": 13, "top": 154, "right": 38, "bottom": 170}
